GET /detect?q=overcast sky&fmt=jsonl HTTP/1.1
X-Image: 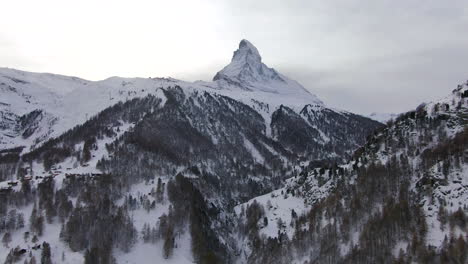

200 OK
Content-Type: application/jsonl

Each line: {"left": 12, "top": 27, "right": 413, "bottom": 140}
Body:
{"left": 1, "top": 0, "right": 467, "bottom": 114}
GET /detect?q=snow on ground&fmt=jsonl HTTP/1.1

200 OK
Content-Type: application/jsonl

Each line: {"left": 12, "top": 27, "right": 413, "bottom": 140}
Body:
{"left": 392, "top": 241, "right": 409, "bottom": 257}
{"left": 114, "top": 178, "right": 194, "bottom": 264}
{"left": 0, "top": 172, "right": 194, "bottom": 263}
{"left": 243, "top": 137, "right": 265, "bottom": 164}
{"left": 235, "top": 185, "right": 309, "bottom": 239}
{"left": 0, "top": 120, "right": 197, "bottom": 263}
{"left": 116, "top": 235, "right": 192, "bottom": 264}
{"left": 0, "top": 204, "right": 84, "bottom": 264}
{"left": 422, "top": 163, "right": 468, "bottom": 248}
{"left": 0, "top": 120, "right": 135, "bottom": 194}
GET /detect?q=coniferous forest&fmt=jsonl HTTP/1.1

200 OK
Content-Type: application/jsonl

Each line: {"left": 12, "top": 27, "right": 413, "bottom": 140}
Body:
{"left": 0, "top": 37, "right": 467, "bottom": 264}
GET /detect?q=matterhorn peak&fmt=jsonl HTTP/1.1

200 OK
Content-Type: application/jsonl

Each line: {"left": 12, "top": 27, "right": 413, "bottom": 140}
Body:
{"left": 231, "top": 39, "right": 262, "bottom": 64}
{"left": 211, "top": 40, "right": 323, "bottom": 105}
{"left": 213, "top": 39, "right": 285, "bottom": 86}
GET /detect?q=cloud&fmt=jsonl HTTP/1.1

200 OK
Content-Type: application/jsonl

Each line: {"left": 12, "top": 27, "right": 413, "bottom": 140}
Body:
{"left": 0, "top": 0, "right": 467, "bottom": 114}
{"left": 0, "top": 36, "right": 37, "bottom": 69}
{"left": 281, "top": 42, "right": 468, "bottom": 114}
{"left": 218, "top": 0, "right": 468, "bottom": 114}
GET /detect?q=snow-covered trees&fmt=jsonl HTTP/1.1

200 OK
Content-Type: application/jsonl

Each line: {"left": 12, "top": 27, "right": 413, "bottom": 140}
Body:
{"left": 29, "top": 203, "right": 44, "bottom": 237}
{"left": 60, "top": 181, "right": 137, "bottom": 255}
{"left": 82, "top": 137, "right": 96, "bottom": 164}
{"left": 162, "top": 224, "right": 174, "bottom": 259}
{"left": 2, "top": 232, "right": 11, "bottom": 248}
{"left": 156, "top": 178, "right": 165, "bottom": 203}
{"left": 40, "top": 242, "right": 52, "bottom": 264}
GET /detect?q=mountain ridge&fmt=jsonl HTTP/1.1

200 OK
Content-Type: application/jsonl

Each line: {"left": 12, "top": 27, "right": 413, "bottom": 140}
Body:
{"left": 1, "top": 40, "right": 360, "bottom": 152}
{"left": 0, "top": 41, "right": 466, "bottom": 263}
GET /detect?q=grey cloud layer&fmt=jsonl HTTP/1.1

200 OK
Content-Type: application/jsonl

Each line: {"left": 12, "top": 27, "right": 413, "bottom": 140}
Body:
{"left": 1, "top": 0, "right": 467, "bottom": 114}
{"left": 218, "top": 0, "right": 468, "bottom": 113}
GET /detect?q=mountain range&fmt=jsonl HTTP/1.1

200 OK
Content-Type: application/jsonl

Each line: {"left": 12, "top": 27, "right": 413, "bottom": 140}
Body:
{"left": 0, "top": 40, "right": 380, "bottom": 160}
{"left": 0, "top": 40, "right": 466, "bottom": 264}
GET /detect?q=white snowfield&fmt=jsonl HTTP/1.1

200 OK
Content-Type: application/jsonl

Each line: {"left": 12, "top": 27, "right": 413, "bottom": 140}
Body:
{"left": 0, "top": 39, "right": 324, "bottom": 152}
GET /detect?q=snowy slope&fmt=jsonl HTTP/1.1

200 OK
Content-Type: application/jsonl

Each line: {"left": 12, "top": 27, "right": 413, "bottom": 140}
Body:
{"left": 0, "top": 70, "right": 178, "bottom": 151}
{"left": 0, "top": 40, "right": 393, "bottom": 263}
{"left": 0, "top": 43, "right": 466, "bottom": 263}
{"left": 235, "top": 82, "right": 468, "bottom": 262}
{"left": 0, "top": 119, "right": 191, "bottom": 263}
{"left": 212, "top": 40, "right": 322, "bottom": 104}
{"left": 0, "top": 40, "right": 354, "bottom": 153}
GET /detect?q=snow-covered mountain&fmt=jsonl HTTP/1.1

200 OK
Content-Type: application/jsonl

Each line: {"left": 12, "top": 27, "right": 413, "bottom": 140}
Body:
{"left": 1, "top": 40, "right": 466, "bottom": 264}
{"left": 212, "top": 40, "right": 320, "bottom": 102}
{"left": 0, "top": 40, "right": 378, "bottom": 157}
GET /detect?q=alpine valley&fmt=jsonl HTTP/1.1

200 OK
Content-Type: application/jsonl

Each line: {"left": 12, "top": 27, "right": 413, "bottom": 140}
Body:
{"left": 0, "top": 40, "right": 466, "bottom": 264}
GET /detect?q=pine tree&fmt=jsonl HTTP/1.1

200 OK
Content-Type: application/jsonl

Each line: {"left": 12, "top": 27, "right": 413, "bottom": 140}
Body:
{"left": 41, "top": 242, "right": 52, "bottom": 264}
{"left": 163, "top": 224, "right": 174, "bottom": 259}
{"left": 35, "top": 215, "right": 44, "bottom": 237}
{"left": 6, "top": 210, "right": 17, "bottom": 230}
{"left": 82, "top": 137, "right": 95, "bottom": 163}
{"left": 30, "top": 203, "right": 37, "bottom": 230}
{"left": 2, "top": 232, "right": 11, "bottom": 248}
{"left": 141, "top": 223, "right": 151, "bottom": 243}
{"left": 438, "top": 205, "right": 447, "bottom": 230}
{"left": 156, "top": 178, "right": 164, "bottom": 203}
{"left": 277, "top": 218, "right": 284, "bottom": 230}
{"left": 84, "top": 248, "right": 97, "bottom": 264}
{"left": 17, "top": 213, "right": 25, "bottom": 229}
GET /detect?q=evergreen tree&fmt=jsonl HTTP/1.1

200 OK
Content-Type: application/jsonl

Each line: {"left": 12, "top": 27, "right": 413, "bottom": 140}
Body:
{"left": 17, "top": 213, "right": 25, "bottom": 229}
{"left": 41, "top": 242, "right": 52, "bottom": 264}
{"left": 156, "top": 178, "right": 164, "bottom": 203}
{"left": 163, "top": 224, "right": 174, "bottom": 259}
{"left": 2, "top": 232, "right": 11, "bottom": 248}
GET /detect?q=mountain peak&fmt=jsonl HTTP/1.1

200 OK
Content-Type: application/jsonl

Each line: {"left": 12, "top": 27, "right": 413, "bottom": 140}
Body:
{"left": 212, "top": 40, "right": 323, "bottom": 105}
{"left": 214, "top": 39, "right": 293, "bottom": 87}
{"left": 232, "top": 39, "right": 262, "bottom": 64}
{"left": 213, "top": 39, "right": 276, "bottom": 85}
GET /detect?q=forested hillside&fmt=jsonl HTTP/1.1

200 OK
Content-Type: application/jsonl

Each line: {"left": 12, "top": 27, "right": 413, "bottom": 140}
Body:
{"left": 0, "top": 40, "right": 466, "bottom": 264}
{"left": 236, "top": 83, "right": 468, "bottom": 263}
